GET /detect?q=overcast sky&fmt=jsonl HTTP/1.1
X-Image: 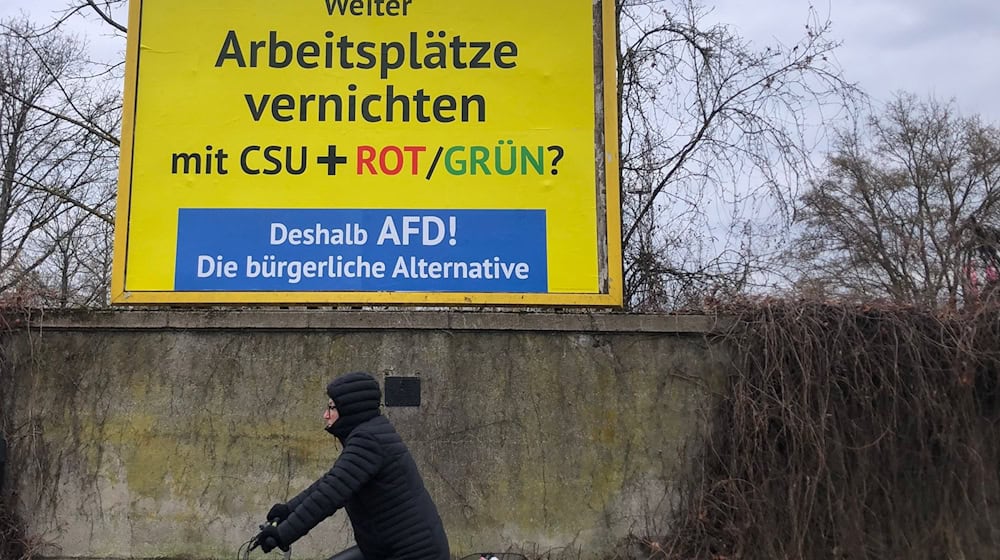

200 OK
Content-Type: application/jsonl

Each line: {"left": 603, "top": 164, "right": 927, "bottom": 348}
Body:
{"left": 3, "top": 0, "right": 999, "bottom": 122}
{"left": 712, "top": 0, "right": 1000, "bottom": 122}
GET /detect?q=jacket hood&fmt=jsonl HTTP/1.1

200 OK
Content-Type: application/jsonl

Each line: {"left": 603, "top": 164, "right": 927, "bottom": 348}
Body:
{"left": 326, "top": 372, "right": 382, "bottom": 439}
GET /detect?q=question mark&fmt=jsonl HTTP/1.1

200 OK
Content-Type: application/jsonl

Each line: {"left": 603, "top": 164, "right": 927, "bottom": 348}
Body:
{"left": 546, "top": 146, "right": 564, "bottom": 175}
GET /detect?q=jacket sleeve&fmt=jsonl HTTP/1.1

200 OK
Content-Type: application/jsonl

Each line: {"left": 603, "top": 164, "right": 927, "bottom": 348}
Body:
{"left": 286, "top": 479, "right": 318, "bottom": 512}
{"left": 277, "top": 432, "right": 384, "bottom": 545}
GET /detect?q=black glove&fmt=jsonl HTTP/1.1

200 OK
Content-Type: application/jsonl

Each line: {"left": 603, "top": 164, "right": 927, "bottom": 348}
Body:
{"left": 254, "top": 524, "right": 288, "bottom": 554}
{"left": 266, "top": 503, "right": 291, "bottom": 523}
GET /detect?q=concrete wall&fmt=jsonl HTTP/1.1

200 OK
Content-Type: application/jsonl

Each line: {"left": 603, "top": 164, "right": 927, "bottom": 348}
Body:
{"left": 1, "top": 311, "right": 729, "bottom": 560}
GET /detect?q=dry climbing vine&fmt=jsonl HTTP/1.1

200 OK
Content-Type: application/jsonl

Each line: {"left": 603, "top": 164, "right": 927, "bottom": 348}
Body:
{"left": 656, "top": 301, "right": 1000, "bottom": 559}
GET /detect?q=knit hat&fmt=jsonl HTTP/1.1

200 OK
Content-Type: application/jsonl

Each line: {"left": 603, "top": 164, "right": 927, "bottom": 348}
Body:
{"left": 325, "top": 372, "right": 382, "bottom": 439}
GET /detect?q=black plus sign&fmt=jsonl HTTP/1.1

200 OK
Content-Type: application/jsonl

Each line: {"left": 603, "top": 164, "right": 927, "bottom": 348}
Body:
{"left": 316, "top": 145, "right": 348, "bottom": 175}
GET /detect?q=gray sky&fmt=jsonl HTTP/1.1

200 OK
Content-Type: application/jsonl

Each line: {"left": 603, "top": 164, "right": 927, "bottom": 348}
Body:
{"left": 711, "top": 0, "right": 1000, "bottom": 121}
{"left": 3, "top": 0, "right": 999, "bottom": 122}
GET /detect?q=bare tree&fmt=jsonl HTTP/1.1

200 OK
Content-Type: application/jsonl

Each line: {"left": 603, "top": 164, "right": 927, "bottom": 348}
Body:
{"left": 617, "top": 0, "right": 860, "bottom": 310}
{"left": 0, "top": 17, "right": 119, "bottom": 307}
{"left": 787, "top": 93, "right": 1000, "bottom": 307}
{"left": 68, "top": 1, "right": 128, "bottom": 35}
{"left": 5, "top": 0, "right": 861, "bottom": 309}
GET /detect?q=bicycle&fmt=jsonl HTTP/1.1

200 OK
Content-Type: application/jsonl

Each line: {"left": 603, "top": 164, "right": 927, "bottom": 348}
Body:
{"left": 236, "top": 526, "right": 378, "bottom": 560}
{"left": 238, "top": 522, "right": 292, "bottom": 560}
{"left": 458, "top": 554, "right": 527, "bottom": 560}
{"left": 239, "top": 522, "right": 525, "bottom": 560}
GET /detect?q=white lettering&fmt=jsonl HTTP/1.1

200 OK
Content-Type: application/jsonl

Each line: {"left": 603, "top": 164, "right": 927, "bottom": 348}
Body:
{"left": 270, "top": 223, "right": 288, "bottom": 244}
{"left": 402, "top": 216, "right": 420, "bottom": 245}
{"left": 197, "top": 255, "right": 238, "bottom": 278}
{"left": 270, "top": 222, "right": 369, "bottom": 246}
{"left": 198, "top": 255, "right": 216, "bottom": 277}
{"left": 423, "top": 216, "right": 445, "bottom": 246}
{"left": 378, "top": 217, "right": 401, "bottom": 245}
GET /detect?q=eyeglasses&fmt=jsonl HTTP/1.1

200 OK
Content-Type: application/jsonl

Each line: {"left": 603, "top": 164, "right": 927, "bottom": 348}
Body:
{"left": 326, "top": 403, "right": 337, "bottom": 411}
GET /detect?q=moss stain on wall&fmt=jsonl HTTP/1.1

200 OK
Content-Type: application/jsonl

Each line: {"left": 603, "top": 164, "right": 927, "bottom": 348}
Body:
{"left": 6, "top": 320, "right": 724, "bottom": 560}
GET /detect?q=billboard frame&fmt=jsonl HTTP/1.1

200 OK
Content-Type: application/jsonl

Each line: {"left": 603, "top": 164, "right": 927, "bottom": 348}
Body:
{"left": 111, "top": 0, "right": 622, "bottom": 307}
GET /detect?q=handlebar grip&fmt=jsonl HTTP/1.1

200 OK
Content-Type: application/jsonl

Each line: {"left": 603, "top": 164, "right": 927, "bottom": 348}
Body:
{"left": 251, "top": 521, "right": 289, "bottom": 556}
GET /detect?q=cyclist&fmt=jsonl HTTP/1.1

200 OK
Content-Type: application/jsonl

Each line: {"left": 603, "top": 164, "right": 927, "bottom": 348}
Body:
{"left": 255, "top": 371, "right": 450, "bottom": 560}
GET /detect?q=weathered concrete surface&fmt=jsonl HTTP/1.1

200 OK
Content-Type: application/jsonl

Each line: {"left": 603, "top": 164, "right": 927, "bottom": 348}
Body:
{"left": 2, "top": 310, "right": 729, "bottom": 559}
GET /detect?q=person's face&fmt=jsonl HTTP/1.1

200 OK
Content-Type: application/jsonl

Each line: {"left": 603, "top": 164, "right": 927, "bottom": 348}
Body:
{"left": 324, "top": 399, "right": 339, "bottom": 428}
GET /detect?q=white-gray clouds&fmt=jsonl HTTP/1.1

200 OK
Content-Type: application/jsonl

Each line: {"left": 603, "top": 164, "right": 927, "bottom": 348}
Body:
{"left": 711, "top": 0, "right": 1000, "bottom": 120}
{"left": 4, "top": 0, "right": 999, "bottom": 120}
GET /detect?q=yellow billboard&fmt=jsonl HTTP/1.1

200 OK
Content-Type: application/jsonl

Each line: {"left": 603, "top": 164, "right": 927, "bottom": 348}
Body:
{"left": 112, "top": 0, "right": 621, "bottom": 306}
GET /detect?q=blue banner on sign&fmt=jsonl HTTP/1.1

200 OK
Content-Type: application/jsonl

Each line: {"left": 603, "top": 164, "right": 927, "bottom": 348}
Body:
{"left": 174, "top": 209, "right": 548, "bottom": 292}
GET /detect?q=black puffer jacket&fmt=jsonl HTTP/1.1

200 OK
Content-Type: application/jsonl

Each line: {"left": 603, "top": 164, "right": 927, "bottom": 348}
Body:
{"left": 276, "top": 372, "right": 449, "bottom": 560}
